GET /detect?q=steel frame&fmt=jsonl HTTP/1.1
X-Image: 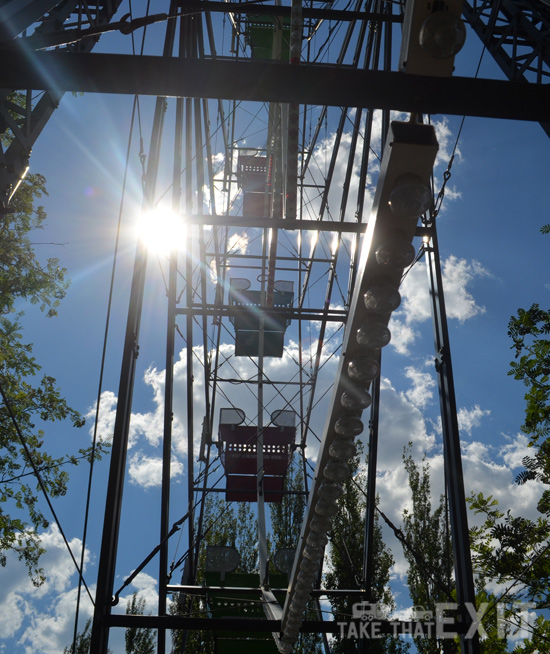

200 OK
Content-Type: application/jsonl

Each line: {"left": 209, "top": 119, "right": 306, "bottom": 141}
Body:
{"left": 1, "top": 50, "right": 550, "bottom": 122}
{"left": 2, "top": 2, "right": 548, "bottom": 653}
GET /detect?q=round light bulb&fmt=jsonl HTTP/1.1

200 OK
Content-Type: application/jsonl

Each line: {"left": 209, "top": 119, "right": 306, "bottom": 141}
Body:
{"left": 375, "top": 235, "right": 415, "bottom": 269}
{"left": 389, "top": 173, "right": 432, "bottom": 218}
{"left": 307, "top": 531, "right": 329, "bottom": 548}
{"left": 301, "top": 557, "right": 321, "bottom": 574}
{"left": 356, "top": 322, "right": 391, "bottom": 350}
{"left": 284, "top": 625, "right": 300, "bottom": 641}
{"left": 294, "top": 577, "right": 311, "bottom": 593}
{"left": 286, "top": 613, "right": 303, "bottom": 630}
{"left": 323, "top": 459, "right": 351, "bottom": 482}
{"left": 318, "top": 481, "right": 344, "bottom": 501}
{"left": 419, "top": 11, "right": 466, "bottom": 59}
{"left": 303, "top": 544, "right": 324, "bottom": 561}
{"left": 310, "top": 513, "right": 334, "bottom": 533}
{"left": 292, "top": 588, "right": 311, "bottom": 603}
{"left": 340, "top": 387, "right": 372, "bottom": 411}
{"left": 315, "top": 496, "right": 339, "bottom": 517}
{"left": 348, "top": 356, "right": 380, "bottom": 383}
{"left": 297, "top": 571, "right": 317, "bottom": 587}
{"left": 364, "top": 284, "right": 401, "bottom": 313}
{"left": 329, "top": 439, "right": 357, "bottom": 461}
{"left": 334, "top": 416, "right": 364, "bottom": 437}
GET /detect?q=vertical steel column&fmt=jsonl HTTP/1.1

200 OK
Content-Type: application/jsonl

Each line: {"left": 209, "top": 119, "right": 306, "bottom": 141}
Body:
{"left": 362, "top": 371, "right": 381, "bottom": 597}
{"left": 185, "top": 93, "right": 195, "bottom": 590}
{"left": 424, "top": 225, "right": 480, "bottom": 654}
{"left": 157, "top": 93, "right": 184, "bottom": 654}
{"left": 90, "top": 93, "right": 168, "bottom": 653}
{"left": 257, "top": 228, "right": 269, "bottom": 587}
{"left": 359, "top": 371, "right": 381, "bottom": 654}
{"left": 91, "top": 9, "right": 178, "bottom": 650}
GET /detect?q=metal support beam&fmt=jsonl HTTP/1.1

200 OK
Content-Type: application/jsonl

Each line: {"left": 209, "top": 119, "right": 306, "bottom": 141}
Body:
{"left": 462, "top": 0, "right": 550, "bottom": 137}
{"left": 1, "top": 51, "right": 550, "bottom": 122}
{"left": 0, "top": 1, "right": 125, "bottom": 208}
{"left": 424, "top": 225, "right": 480, "bottom": 654}
{"left": 174, "top": 305, "right": 348, "bottom": 322}
{"left": 183, "top": 214, "right": 369, "bottom": 232}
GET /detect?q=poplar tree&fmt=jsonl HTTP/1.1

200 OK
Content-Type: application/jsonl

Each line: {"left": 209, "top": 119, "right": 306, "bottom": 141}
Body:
{"left": 325, "top": 449, "right": 407, "bottom": 654}
{"left": 125, "top": 593, "right": 155, "bottom": 654}
{"left": 269, "top": 458, "right": 323, "bottom": 654}
{"left": 401, "top": 445, "right": 455, "bottom": 654}
{"left": 403, "top": 448, "right": 509, "bottom": 653}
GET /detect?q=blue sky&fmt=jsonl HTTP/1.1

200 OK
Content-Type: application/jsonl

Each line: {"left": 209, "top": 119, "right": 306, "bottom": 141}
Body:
{"left": 1, "top": 2, "right": 550, "bottom": 653}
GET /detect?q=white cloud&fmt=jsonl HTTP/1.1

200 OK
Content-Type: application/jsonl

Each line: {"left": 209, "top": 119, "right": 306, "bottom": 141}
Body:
{"left": 86, "top": 390, "right": 117, "bottom": 441}
{"left": 128, "top": 452, "right": 184, "bottom": 487}
{"left": 387, "top": 318, "right": 420, "bottom": 356}
{"left": 0, "top": 524, "right": 161, "bottom": 654}
{"left": 443, "top": 256, "right": 488, "bottom": 322}
{"left": 0, "top": 592, "right": 26, "bottom": 640}
{"left": 118, "top": 572, "right": 158, "bottom": 617}
{"left": 404, "top": 363, "right": 436, "bottom": 409}
{"left": 457, "top": 404, "right": 491, "bottom": 436}
{"left": 501, "top": 433, "right": 531, "bottom": 470}
{"left": 0, "top": 525, "right": 93, "bottom": 654}
{"left": 390, "top": 254, "right": 489, "bottom": 354}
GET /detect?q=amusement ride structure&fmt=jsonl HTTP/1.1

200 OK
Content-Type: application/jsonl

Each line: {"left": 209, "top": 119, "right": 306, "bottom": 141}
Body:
{"left": 1, "top": 1, "right": 549, "bottom": 653}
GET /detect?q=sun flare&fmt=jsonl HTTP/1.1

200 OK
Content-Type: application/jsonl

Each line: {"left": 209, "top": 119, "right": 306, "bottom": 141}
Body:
{"left": 137, "top": 208, "right": 186, "bottom": 255}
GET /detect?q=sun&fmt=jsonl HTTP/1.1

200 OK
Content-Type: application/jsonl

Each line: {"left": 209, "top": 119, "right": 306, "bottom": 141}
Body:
{"left": 136, "top": 207, "right": 186, "bottom": 255}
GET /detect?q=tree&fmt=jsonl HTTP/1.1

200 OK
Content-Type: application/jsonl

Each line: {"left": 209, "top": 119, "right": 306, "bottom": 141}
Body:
{"left": 467, "top": 301, "right": 550, "bottom": 650}
{"left": 170, "top": 494, "right": 259, "bottom": 654}
{"left": 63, "top": 618, "right": 92, "bottom": 654}
{"left": 402, "top": 447, "right": 511, "bottom": 654}
{"left": 125, "top": 593, "right": 155, "bottom": 654}
{"left": 64, "top": 594, "right": 154, "bottom": 654}
{"left": 401, "top": 445, "right": 455, "bottom": 654}
{"left": 269, "top": 458, "right": 323, "bottom": 654}
{"left": 325, "top": 448, "right": 407, "bottom": 654}
{"left": 0, "top": 174, "right": 95, "bottom": 584}
{"left": 508, "top": 304, "right": 550, "bottom": 444}
{"left": 269, "top": 457, "right": 306, "bottom": 552}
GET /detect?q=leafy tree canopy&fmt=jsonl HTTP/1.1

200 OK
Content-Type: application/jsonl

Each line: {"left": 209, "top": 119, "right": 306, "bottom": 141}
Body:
{"left": 0, "top": 174, "right": 99, "bottom": 584}
{"left": 467, "top": 270, "right": 550, "bottom": 652}
{"left": 508, "top": 304, "right": 550, "bottom": 443}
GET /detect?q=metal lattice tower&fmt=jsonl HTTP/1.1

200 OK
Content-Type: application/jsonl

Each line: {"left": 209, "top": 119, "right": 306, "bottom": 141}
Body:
{"left": 1, "top": 2, "right": 549, "bottom": 653}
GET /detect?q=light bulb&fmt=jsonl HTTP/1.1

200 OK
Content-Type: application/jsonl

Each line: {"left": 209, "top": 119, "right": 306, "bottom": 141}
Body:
{"left": 375, "top": 234, "right": 415, "bottom": 269}
{"left": 334, "top": 416, "right": 364, "bottom": 437}
{"left": 419, "top": 11, "right": 466, "bottom": 59}
{"left": 310, "top": 513, "right": 334, "bottom": 533}
{"left": 297, "top": 569, "right": 317, "bottom": 586}
{"left": 318, "top": 481, "right": 344, "bottom": 501}
{"left": 284, "top": 625, "right": 300, "bottom": 641}
{"left": 389, "top": 173, "right": 431, "bottom": 218}
{"left": 301, "top": 557, "right": 321, "bottom": 574}
{"left": 294, "top": 577, "right": 311, "bottom": 593}
{"left": 286, "top": 613, "right": 302, "bottom": 629}
{"left": 356, "top": 322, "right": 391, "bottom": 350}
{"left": 323, "top": 459, "right": 351, "bottom": 482}
{"left": 307, "top": 530, "right": 329, "bottom": 548}
{"left": 315, "top": 496, "right": 339, "bottom": 517}
{"left": 364, "top": 284, "right": 401, "bottom": 313}
{"left": 348, "top": 356, "right": 380, "bottom": 383}
{"left": 304, "top": 544, "right": 324, "bottom": 561}
{"left": 329, "top": 439, "right": 357, "bottom": 461}
{"left": 340, "top": 387, "right": 372, "bottom": 411}
{"left": 292, "top": 587, "right": 311, "bottom": 603}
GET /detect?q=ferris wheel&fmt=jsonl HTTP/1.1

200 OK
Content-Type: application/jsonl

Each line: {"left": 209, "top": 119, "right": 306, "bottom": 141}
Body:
{"left": 1, "top": 1, "right": 549, "bottom": 653}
